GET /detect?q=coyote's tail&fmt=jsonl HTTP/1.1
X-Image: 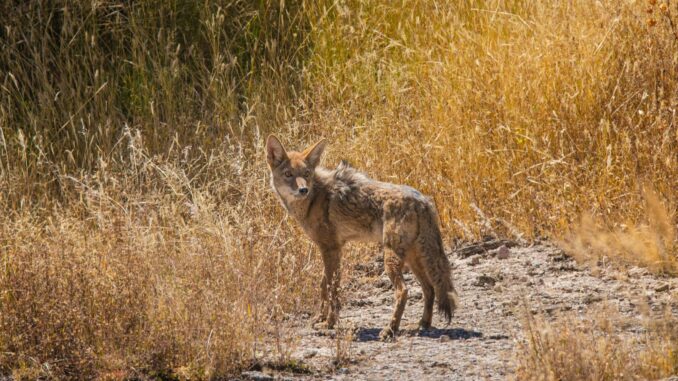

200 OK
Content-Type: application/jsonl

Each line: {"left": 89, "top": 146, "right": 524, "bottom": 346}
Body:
{"left": 419, "top": 206, "right": 459, "bottom": 324}
{"left": 437, "top": 280, "right": 459, "bottom": 324}
{"left": 433, "top": 253, "right": 459, "bottom": 324}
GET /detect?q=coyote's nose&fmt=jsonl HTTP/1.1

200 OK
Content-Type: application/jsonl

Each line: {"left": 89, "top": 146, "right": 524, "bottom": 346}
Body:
{"left": 299, "top": 187, "right": 308, "bottom": 195}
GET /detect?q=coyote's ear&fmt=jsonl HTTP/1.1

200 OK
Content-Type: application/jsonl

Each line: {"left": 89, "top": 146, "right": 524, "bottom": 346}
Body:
{"left": 302, "top": 138, "right": 327, "bottom": 168}
{"left": 266, "top": 135, "right": 288, "bottom": 169}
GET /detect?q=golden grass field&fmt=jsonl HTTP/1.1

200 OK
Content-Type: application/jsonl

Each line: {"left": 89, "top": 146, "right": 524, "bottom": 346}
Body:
{"left": 0, "top": 0, "right": 676, "bottom": 379}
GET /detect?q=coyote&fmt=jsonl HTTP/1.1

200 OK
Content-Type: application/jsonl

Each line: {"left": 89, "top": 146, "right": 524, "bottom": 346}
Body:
{"left": 266, "top": 135, "right": 458, "bottom": 340}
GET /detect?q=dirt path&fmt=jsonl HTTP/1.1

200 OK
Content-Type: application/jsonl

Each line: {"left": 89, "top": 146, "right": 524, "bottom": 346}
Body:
{"left": 242, "top": 243, "right": 677, "bottom": 380}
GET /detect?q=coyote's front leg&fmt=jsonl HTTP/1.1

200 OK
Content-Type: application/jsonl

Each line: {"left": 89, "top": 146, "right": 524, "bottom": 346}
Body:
{"left": 313, "top": 245, "right": 341, "bottom": 329}
{"left": 312, "top": 274, "right": 328, "bottom": 325}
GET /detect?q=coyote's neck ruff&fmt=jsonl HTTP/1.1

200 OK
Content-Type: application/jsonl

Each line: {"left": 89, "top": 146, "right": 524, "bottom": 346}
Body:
{"left": 266, "top": 135, "right": 458, "bottom": 340}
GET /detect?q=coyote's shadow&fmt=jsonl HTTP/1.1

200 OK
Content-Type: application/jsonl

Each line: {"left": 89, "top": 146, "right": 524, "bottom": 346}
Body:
{"left": 355, "top": 327, "right": 483, "bottom": 342}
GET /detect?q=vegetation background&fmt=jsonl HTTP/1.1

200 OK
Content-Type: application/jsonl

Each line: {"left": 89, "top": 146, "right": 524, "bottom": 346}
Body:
{"left": 0, "top": 0, "right": 675, "bottom": 379}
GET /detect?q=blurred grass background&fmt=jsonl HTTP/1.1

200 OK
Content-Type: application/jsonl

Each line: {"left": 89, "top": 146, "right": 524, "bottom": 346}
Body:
{"left": 0, "top": 0, "right": 676, "bottom": 378}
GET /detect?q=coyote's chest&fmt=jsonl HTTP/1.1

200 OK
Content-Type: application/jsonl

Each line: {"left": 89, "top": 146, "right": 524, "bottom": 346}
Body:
{"left": 335, "top": 217, "right": 383, "bottom": 244}
{"left": 294, "top": 205, "right": 383, "bottom": 245}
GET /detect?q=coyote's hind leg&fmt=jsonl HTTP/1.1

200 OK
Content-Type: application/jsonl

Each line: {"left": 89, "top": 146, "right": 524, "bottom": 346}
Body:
{"left": 408, "top": 253, "right": 434, "bottom": 330}
{"left": 379, "top": 247, "right": 408, "bottom": 341}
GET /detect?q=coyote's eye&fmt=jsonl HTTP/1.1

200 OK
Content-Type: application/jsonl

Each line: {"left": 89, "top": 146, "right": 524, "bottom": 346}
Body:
{"left": 304, "top": 170, "right": 310, "bottom": 178}
{"left": 284, "top": 170, "right": 293, "bottom": 178}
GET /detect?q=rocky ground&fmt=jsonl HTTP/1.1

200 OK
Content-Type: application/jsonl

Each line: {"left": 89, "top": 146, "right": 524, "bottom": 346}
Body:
{"left": 240, "top": 241, "right": 678, "bottom": 381}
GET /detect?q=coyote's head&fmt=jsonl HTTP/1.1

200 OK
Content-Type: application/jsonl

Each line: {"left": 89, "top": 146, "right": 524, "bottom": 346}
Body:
{"left": 266, "top": 135, "right": 326, "bottom": 204}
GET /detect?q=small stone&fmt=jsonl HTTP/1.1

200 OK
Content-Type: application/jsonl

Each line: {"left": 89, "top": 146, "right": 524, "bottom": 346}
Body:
{"left": 469, "top": 257, "right": 481, "bottom": 266}
{"left": 497, "top": 245, "right": 510, "bottom": 259}
{"left": 410, "top": 292, "right": 423, "bottom": 301}
{"left": 473, "top": 274, "right": 497, "bottom": 288}
{"left": 655, "top": 284, "right": 670, "bottom": 292}
{"left": 338, "top": 367, "right": 349, "bottom": 374}
{"left": 439, "top": 334, "right": 450, "bottom": 343}
{"left": 583, "top": 294, "right": 603, "bottom": 304}
{"left": 493, "top": 284, "right": 503, "bottom": 292}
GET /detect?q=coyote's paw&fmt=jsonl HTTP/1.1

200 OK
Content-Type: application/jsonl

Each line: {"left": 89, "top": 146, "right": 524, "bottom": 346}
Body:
{"left": 379, "top": 327, "right": 396, "bottom": 342}
{"left": 403, "top": 322, "right": 431, "bottom": 333}
{"left": 418, "top": 320, "right": 432, "bottom": 331}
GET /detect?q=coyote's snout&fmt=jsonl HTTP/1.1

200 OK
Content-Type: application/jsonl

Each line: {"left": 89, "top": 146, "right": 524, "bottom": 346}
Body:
{"left": 266, "top": 135, "right": 459, "bottom": 340}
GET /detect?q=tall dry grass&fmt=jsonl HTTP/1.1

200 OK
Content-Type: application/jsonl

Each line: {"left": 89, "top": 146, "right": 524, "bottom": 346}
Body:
{"left": 0, "top": 0, "right": 676, "bottom": 378}
{"left": 0, "top": 131, "right": 318, "bottom": 379}
{"left": 302, "top": 0, "right": 676, "bottom": 239}
{"left": 515, "top": 302, "right": 678, "bottom": 380}
{"left": 563, "top": 186, "right": 677, "bottom": 274}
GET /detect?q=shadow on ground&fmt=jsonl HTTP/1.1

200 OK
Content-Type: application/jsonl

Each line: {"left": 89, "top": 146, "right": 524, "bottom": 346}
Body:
{"left": 355, "top": 327, "right": 483, "bottom": 342}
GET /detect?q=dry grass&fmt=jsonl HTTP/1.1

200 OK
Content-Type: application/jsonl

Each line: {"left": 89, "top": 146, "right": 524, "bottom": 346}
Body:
{"left": 515, "top": 301, "right": 678, "bottom": 380}
{"left": 0, "top": 0, "right": 677, "bottom": 378}
{"left": 563, "top": 187, "right": 677, "bottom": 274}
{"left": 0, "top": 134, "right": 318, "bottom": 379}
{"left": 303, "top": 0, "right": 677, "bottom": 239}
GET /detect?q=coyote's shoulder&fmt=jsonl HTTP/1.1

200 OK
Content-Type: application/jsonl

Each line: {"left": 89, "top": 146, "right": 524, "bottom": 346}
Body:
{"left": 266, "top": 135, "right": 458, "bottom": 340}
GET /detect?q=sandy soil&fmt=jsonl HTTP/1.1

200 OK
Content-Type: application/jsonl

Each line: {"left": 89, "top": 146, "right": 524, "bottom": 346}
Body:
{"left": 240, "top": 241, "right": 678, "bottom": 381}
